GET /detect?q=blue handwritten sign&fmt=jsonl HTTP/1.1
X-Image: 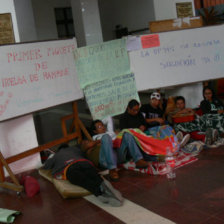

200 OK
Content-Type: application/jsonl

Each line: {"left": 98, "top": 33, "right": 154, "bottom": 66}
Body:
{"left": 129, "top": 25, "right": 224, "bottom": 91}
{"left": 84, "top": 73, "right": 139, "bottom": 120}
{"left": 74, "top": 39, "right": 131, "bottom": 89}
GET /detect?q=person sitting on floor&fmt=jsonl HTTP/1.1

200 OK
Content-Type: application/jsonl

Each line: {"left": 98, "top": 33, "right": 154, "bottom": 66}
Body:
{"left": 43, "top": 144, "right": 123, "bottom": 206}
{"left": 81, "top": 119, "right": 149, "bottom": 181}
{"left": 170, "top": 95, "right": 219, "bottom": 146}
{"left": 140, "top": 92, "right": 165, "bottom": 128}
{"left": 200, "top": 86, "right": 224, "bottom": 135}
{"left": 119, "top": 99, "right": 147, "bottom": 132}
{"left": 168, "top": 96, "right": 199, "bottom": 133}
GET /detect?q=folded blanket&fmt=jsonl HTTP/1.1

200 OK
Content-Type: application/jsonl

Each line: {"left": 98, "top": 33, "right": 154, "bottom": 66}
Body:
{"left": 0, "top": 208, "right": 21, "bottom": 223}
{"left": 114, "top": 129, "right": 179, "bottom": 155}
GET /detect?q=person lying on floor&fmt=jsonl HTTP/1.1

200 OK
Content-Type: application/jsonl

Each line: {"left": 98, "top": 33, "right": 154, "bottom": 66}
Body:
{"left": 81, "top": 120, "right": 149, "bottom": 181}
{"left": 43, "top": 144, "right": 123, "bottom": 206}
{"left": 119, "top": 99, "right": 190, "bottom": 150}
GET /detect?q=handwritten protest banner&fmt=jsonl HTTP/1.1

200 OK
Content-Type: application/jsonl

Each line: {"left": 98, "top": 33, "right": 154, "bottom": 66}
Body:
{"left": 74, "top": 38, "right": 131, "bottom": 89}
{"left": 0, "top": 38, "right": 83, "bottom": 121}
{"left": 130, "top": 25, "right": 224, "bottom": 91}
{"left": 84, "top": 73, "right": 139, "bottom": 120}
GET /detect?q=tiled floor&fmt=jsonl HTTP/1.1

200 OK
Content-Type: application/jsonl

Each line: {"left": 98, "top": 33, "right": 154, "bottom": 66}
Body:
{"left": 1, "top": 146, "right": 224, "bottom": 224}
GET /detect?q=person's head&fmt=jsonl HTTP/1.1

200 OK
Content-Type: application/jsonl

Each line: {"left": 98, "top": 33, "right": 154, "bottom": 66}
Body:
{"left": 150, "top": 92, "right": 161, "bottom": 108}
{"left": 126, "top": 99, "right": 140, "bottom": 116}
{"left": 91, "top": 120, "right": 106, "bottom": 135}
{"left": 203, "top": 86, "right": 214, "bottom": 101}
{"left": 175, "top": 96, "right": 186, "bottom": 110}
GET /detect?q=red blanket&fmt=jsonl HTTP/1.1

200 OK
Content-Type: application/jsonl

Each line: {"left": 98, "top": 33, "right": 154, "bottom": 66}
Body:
{"left": 114, "top": 129, "right": 179, "bottom": 155}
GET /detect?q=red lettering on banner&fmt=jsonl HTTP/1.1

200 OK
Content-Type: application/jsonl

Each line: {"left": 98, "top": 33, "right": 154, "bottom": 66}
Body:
{"left": 0, "top": 92, "right": 13, "bottom": 116}
{"left": 35, "top": 61, "right": 48, "bottom": 72}
{"left": 43, "top": 68, "right": 69, "bottom": 80}
{"left": 2, "top": 75, "right": 27, "bottom": 87}
{"left": 7, "top": 49, "right": 42, "bottom": 63}
{"left": 47, "top": 45, "right": 75, "bottom": 57}
{"left": 29, "top": 74, "right": 39, "bottom": 82}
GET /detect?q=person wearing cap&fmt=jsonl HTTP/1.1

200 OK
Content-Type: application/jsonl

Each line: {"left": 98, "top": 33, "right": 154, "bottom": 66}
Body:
{"left": 140, "top": 92, "right": 165, "bottom": 128}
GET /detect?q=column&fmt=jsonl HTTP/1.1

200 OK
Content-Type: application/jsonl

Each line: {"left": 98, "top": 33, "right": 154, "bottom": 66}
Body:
{"left": 71, "top": 0, "right": 103, "bottom": 47}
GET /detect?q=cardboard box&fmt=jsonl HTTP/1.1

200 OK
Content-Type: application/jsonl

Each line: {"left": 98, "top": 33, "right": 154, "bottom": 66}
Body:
{"left": 150, "top": 16, "right": 203, "bottom": 33}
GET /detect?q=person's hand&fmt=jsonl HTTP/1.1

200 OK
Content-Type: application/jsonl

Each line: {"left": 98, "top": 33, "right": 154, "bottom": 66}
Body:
{"left": 82, "top": 140, "right": 100, "bottom": 151}
{"left": 155, "top": 118, "right": 164, "bottom": 124}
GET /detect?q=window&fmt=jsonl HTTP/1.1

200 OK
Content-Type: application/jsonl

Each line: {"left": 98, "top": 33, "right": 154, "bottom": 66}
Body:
{"left": 55, "top": 7, "right": 75, "bottom": 38}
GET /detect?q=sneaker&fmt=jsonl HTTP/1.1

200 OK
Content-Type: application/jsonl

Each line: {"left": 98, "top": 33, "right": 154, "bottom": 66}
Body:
{"left": 179, "top": 134, "right": 190, "bottom": 148}
{"left": 214, "top": 138, "right": 224, "bottom": 147}
{"left": 97, "top": 194, "right": 123, "bottom": 207}
{"left": 181, "top": 141, "right": 203, "bottom": 155}
{"left": 176, "top": 131, "right": 183, "bottom": 143}
{"left": 98, "top": 178, "right": 124, "bottom": 207}
{"left": 109, "top": 169, "right": 119, "bottom": 182}
{"left": 135, "top": 159, "right": 148, "bottom": 169}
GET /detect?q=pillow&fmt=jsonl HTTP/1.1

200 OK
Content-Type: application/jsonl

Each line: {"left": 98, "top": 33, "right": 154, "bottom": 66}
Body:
{"left": 53, "top": 179, "right": 90, "bottom": 199}
{"left": 165, "top": 96, "right": 176, "bottom": 115}
{"left": 38, "top": 168, "right": 90, "bottom": 199}
{"left": 38, "top": 168, "right": 54, "bottom": 183}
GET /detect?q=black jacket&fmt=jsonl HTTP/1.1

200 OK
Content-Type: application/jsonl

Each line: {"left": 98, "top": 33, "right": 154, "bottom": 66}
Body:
{"left": 200, "top": 98, "right": 224, "bottom": 114}
{"left": 43, "top": 146, "right": 87, "bottom": 177}
{"left": 119, "top": 111, "right": 147, "bottom": 130}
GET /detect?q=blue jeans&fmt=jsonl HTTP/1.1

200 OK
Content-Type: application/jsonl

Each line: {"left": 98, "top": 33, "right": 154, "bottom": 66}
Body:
{"left": 99, "top": 133, "right": 143, "bottom": 170}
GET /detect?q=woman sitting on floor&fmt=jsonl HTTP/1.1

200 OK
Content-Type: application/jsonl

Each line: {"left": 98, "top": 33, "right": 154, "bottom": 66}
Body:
{"left": 200, "top": 86, "right": 224, "bottom": 135}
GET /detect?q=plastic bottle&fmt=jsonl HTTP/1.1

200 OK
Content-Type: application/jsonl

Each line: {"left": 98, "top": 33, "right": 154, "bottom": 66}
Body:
{"left": 165, "top": 147, "right": 176, "bottom": 180}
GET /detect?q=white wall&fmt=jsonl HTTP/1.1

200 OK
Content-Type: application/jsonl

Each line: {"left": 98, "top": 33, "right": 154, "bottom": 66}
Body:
{"left": 0, "top": 115, "right": 41, "bottom": 176}
{"left": 0, "top": 0, "right": 20, "bottom": 42}
{"left": 165, "top": 83, "right": 203, "bottom": 108}
{"left": 32, "top": 0, "right": 71, "bottom": 40}
{"left": 152, "top": 0, "right": 202, "bottom": 108}
{"left": 14, "top": 0, "right": 37, "bottom": 42}
{"left": 153, "top": 0, "right": 195, "bottom": 20}
{"left": 98, "top": 0, "right": 155, "bottom": 41}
